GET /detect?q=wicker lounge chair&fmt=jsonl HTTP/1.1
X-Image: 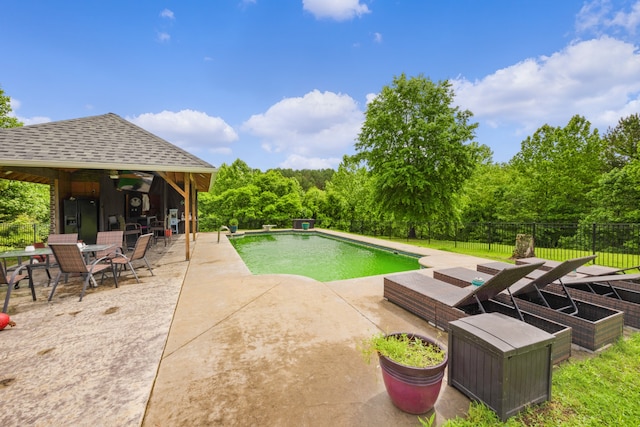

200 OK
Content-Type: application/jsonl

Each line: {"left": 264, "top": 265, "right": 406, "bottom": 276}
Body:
{"left": 47, "top": 243, "right": 117, "bottom": 302}
{"left": 109, "top": 233, "right": 154, "bottom": 283}
{"left": 515, "top": 256, "right": 639, "bottom": 276}
{"left": 384, "top": 262, "right": 573, "bottom": 364}
{"left": 434, "top": 256, "right": 624, "bottom": 351}
{"left": 476, "top": 259, "right": 640, "bottom": 328}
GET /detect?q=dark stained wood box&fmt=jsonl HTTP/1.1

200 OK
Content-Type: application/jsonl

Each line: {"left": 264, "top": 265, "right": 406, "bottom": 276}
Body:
{"left": 448, "top": 313, "right": 554, "bottom": 421}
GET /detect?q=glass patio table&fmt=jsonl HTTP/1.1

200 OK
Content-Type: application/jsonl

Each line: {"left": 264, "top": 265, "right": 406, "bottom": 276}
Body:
{"left": 0, "top": 244, "right": 115, "bottom": 304}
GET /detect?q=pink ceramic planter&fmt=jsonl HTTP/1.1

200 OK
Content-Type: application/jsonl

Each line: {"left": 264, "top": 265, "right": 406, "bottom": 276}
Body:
{"left": 378, "top": 333, "right": 448, "bottom": 414}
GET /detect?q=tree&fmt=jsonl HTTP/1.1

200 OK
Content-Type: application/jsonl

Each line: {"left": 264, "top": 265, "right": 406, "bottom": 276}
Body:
{"left": 275, "top": 168, "right": 335, "bottom": 191}
{"left": 198, "top": 166, "right": 304, "bottom": 229}
{"left": 0, "top": 86, "right": 23, "bottom": 129}
{"left": 509, "top": 115, "right": 606, "bottom": 222}
{"left": 602, "top": 113, "right": 640, "bottom": 170}
{"left": 323, "top": 156, "right": 380, "bottom": 228}
{"left": 209, "top": 159, "right": 257, "bottom": 196}
{"left": 354, "top": 74, "right": 479, "bottom": 229}
{"left": 584, "top": 161, "right": 640, "bottom": 223}
{"left": 302, "top": 186, "right": 327, "bottom": 220}
{"left": 460, "top": 147, "right": 515, "bottom": 223}
{"left": 0, "top": 180, "right": 50, "bottom": 223}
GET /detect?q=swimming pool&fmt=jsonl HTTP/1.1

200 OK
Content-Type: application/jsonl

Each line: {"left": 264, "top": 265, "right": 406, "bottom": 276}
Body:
{"left": 229, "top": 232, "right": 421, "bottom": 281}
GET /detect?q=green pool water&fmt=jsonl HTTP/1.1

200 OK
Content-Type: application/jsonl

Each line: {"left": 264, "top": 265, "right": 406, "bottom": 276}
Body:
{"left": 230, "top": 232, "right": 421, "bottom": 282}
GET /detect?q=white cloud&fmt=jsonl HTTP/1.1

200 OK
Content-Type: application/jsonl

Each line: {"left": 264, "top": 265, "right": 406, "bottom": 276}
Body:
{"left": 610, "top": 1, "right": 640, "bottom": 33}
{"left": 279, "top": 154, "right": 341, "bottom": 169}
{"left": 453, "top": 36, "right": 640, "bottom": 134}
{"left": 577, "top": 0, "right": 640, "bottom": 36}
{"left": 128, "top": 110, "right": 238, "bottom": 155}
{"left": 242, "top": 90, "right": 364, "bottom": 160}
{"left": 9, "top": 98, "right": 51, "bottom": 125}
{"left": 19, "top": 115, "right": 51, "bottom": 126}
{"left": 373, "top": 32, "right": 382, "bottom": 43}
{"left": 160, "top": 9, "right": 175, "bottom": 20}
{"left": 157, "top": 32, "right": 170, "bottom": 42}
{"left": 302, "top": 0, "right": 370, "bottom": 21}
{"left": 365, "top": 93, "right": 377, "bottom": 104}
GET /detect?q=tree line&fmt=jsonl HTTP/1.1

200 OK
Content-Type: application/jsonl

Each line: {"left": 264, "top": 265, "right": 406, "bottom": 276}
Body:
{"left": 2, "top": 78, "right": 639, "bottom": 233}
{"left": 199, "top": 75, "right": 640, "bottom": 232}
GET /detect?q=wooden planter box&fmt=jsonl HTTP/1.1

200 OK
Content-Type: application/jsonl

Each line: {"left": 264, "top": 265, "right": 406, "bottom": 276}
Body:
{"left": 448, "top": 313, "right": 554, "bottom": 421}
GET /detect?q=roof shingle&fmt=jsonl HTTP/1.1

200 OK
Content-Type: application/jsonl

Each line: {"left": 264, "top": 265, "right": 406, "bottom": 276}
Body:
{"left": 0, "top": 113, "right": 215, "bottom": 173}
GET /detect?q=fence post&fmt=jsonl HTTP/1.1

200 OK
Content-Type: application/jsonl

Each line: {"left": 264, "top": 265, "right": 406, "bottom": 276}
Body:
{"left": 487, "top": 222, "right": 492, "bottom": 251}
{"left": 454, "top": 226, "right": 458, "bottom": 248}
{"left": 33, "top": 223, "right": 37, "bottom": 244}
{"left": 592, "top": 223, "right": 597, "bottom": 255}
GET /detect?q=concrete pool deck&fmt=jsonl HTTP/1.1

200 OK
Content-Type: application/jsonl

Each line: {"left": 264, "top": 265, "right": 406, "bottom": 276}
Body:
{"left": 0, "top": 229, "right": 512, "bottom": 426}
{"left": 142, "top": 229, "right": 490, "bottom": 426}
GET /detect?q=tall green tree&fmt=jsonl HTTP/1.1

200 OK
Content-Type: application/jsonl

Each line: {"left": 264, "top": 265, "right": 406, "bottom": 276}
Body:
{"left": 459, "top": 147, "right": 515, "bottom": 223}
{"left": 324, "top": 157, "right": 377, "bottom": 228}
{"left": 209, "top": 159, "right": 257, "bottom": 196}
{"left": 199, "top": 166, "right": 303, "bottom": 228}
{"left": 508, "top": 115, "right": 606, "bottom": 222}
{"left": 0, "top": 180, "right": 50, "bottom": 223}
{"left": 584, "top": 160, "right": 640, "bottom": 223}
{"left": 354, "top": 74, "right": 479, "bottom": 228}
{"left": 602, "top": 113, "right": 640, "bottom": 170}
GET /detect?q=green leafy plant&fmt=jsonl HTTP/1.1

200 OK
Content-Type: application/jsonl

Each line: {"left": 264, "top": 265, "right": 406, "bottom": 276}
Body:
{"left": 228, "top": 218, "right": 239, "bottom": 226}
{"left": 418, "top": 413, "right": 435, "bottom": 427}
{"left": 361, "top": 333, "right": 445, "bottom": 368}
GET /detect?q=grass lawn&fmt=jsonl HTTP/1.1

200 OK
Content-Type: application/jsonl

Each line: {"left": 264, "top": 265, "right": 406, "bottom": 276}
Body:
{"left": 442, "top": 333, "right": 640, "bottom": 426}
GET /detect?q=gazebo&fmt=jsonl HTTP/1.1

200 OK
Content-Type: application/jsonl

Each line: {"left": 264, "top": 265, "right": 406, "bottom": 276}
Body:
{"left": 0, "top": 113, "right": 217, "bottom": 260}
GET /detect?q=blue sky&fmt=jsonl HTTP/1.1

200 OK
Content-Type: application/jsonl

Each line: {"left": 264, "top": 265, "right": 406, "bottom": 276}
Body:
{"left": 2, "top": 1, "right": 640, "bottom": 171}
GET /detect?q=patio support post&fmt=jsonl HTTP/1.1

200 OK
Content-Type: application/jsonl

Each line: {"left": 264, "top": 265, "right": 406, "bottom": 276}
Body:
{"left": 184, "top": 173, "right": 191, "bottom": 261}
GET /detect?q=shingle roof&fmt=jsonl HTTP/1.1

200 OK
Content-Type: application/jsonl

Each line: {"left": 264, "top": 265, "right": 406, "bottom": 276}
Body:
{"left": 0, "top": 112, "right": 215, "bottom": 172}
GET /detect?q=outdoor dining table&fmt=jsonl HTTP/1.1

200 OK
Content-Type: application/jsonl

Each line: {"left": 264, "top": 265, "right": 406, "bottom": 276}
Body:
{"left": 0, "top": 243, "right": 115, "bottom": 306}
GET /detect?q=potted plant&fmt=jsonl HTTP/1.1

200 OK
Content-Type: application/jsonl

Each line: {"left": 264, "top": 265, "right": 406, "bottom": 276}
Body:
{"left": 361, "top": 332, "right": 448, "bottom": 415}
{"left": 228, "top": 218, "right": 238, "bottom": 233}
{"left": 301, "top": 221, "right": 310, "bottom": 231}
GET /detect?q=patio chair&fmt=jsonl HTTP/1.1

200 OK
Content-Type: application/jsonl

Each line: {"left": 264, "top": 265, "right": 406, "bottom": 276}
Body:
{"left": 514, "top": 256, "right": 639, "bottom": 276}
{"left": 45, "top": 233, "right": 80, "bottom": 284}
{"left": 475, "top": 258, "right": 640, "bottom": 328}
{"left": 47, "top": 243, "right": 117, "bottom": 302}
{"left": 433, "top": 256, "right": 624, "bottom": 351}
{"left": 124, "top": 223, "right": 142, "bottom": 250}
{"left": 109, "top": 233, "right": 154, "bottom": 283}
{"left": 95, "top": 230, "right": 124, "bottom": 259}
{"left": 1, "top": 263, "right": 29, "bottom": 313}
{"left": 383, "top": 262, "right": 573, "bottom": 364}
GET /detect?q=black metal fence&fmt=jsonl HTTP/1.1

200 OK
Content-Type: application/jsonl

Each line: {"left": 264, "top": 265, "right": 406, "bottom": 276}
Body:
{"left": 0, "top": 222, "right": 50, "bottom": 250}
{"left": 332, "top": 220, "right": 640, "bottom": 269}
